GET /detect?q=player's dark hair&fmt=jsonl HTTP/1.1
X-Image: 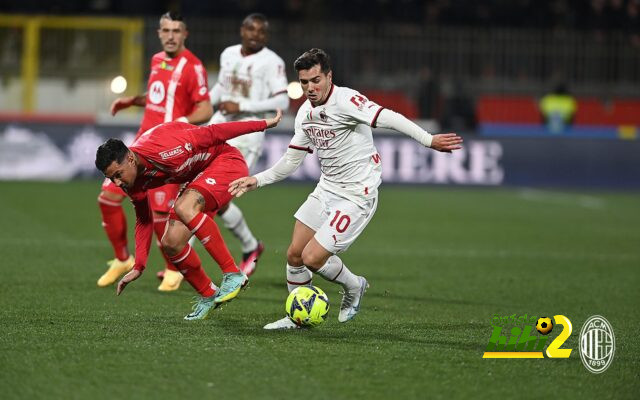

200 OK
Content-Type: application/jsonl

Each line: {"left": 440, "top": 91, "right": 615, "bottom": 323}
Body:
{"left": 160, "top": 11, "right": 187, "bottom": 29}
{"left": 294, "top": 48, "right": 331, "bottom": 74}
{"left": 95, "top": 138, "right": 129, "bottom": 173}
{"left": 243, "top": 13, "right": 269, "bottom": 28}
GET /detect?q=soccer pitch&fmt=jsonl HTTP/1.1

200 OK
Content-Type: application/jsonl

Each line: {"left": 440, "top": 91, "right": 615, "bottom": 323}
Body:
{"left": 0, "top": 181, "right": 638, "bottom": 399}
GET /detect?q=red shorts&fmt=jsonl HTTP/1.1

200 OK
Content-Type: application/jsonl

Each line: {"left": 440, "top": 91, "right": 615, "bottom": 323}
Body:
{"left": 101, "top": 178, "right": 180, "bottom": 214}
{"left": 185, "top": 150, "right": 249, "bottom": 213}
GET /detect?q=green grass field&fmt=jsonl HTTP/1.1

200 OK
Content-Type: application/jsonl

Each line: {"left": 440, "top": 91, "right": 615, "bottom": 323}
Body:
{"left": 0, "top": 181, "right": 638, "bottom": 399}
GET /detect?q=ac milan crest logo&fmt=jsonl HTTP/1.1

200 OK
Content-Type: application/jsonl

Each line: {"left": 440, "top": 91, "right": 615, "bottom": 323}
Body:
{"left": 319, "top": 110, "right": 328, "bottom": 122}
{"left": 580, "top": 315, "right": 615, "bottom": 374}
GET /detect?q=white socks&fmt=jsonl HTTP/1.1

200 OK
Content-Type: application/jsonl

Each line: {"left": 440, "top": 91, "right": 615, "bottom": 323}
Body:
{"left": 316, "top": 255, "right": 360, "bottom": 290}
{"left": 286, "top": 257, "right": 359, "bottom": 292}
{"left": 219, "top": 202, "right": 257, "bottom": 253}
{"left": 286, "top": 263, "right": 313, "bottom": 292}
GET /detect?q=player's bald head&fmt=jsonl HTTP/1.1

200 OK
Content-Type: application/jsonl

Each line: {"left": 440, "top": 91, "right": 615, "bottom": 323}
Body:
{"left": 242, "top": 13, "right": 269, "bottom": 30}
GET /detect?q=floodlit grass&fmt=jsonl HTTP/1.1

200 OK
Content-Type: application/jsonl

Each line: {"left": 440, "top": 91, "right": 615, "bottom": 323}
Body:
{"left": 0, "top": 181, "right": 638, "bottom": 399}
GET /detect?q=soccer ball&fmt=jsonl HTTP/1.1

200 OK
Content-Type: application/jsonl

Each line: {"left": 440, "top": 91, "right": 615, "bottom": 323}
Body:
{"left": 536, "top": 317, "right": 553, "bottom": 335}
{"left": 285, "top": 286, "right": 330, "bottom": 327}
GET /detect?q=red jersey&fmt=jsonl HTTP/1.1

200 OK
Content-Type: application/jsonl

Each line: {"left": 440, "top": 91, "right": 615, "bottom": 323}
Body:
{"left": 126, "top": 119, "right": 267, "bottom": 271}
{"left": 138, "top": 49, "right": 210, "bottom": 135}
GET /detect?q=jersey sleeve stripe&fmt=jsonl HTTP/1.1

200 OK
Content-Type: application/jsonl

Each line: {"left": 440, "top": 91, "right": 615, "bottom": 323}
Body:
{"left": 271, "top": 89, "right": 288, "bottom": 97}
{"left": 371, "top": 106, "right": 385, "bottom": 128}
{"left": 288, "top": 144, "right": 313, "bottom": 153}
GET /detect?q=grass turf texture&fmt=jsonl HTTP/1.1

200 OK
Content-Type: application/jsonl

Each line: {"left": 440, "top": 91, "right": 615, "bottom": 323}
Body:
{"left": 0, "top": 181, "right": 638, "bottom": 399}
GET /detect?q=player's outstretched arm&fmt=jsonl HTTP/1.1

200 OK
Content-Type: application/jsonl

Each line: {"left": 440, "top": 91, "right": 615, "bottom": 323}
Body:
{"left": 229, "top": 141, "right": 308, "bottom": 197}
{"left": 375, "top": 108, "right": 462, "bottom": 152}
{"left": 116, "top": 196, "right": 153, "bottom": 295}
{"left": 429, "top": 133, "right": 463, "bottom": 153}
{"left": 228, "top": 176, "right": 258, "bottom": 198}
{"left": 265, "top": 109, "right": 283, "bottom": 128}
{"left": 205, "top": 109, "right": 283, "bottom": 144}
{"left": 110, "top": 95, "right": 145, "bottom": 116}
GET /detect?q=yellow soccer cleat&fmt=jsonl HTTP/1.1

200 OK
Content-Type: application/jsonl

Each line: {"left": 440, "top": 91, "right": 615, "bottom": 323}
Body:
{"left": 97, "top": 255, "right": 135, "bottom": 287}
{"left": 213, "top": 271, "right": 249, "bottom": 304}
{"left": 158, "top": 268, "right": 184, "bottom": 292}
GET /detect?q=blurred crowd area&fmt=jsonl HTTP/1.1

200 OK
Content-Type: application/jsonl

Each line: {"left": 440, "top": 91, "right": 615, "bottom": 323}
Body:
{"left": 1, "top": 0, "right": 639, "bottom": 131}
{"left": 1, "top": 0, "right": 638, "bottom": 35}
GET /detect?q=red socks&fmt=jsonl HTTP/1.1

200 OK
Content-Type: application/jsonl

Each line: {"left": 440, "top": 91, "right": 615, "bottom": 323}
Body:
{"left": 153, "top": 216, "right": 178, "bottom": 272}
{"left": 186, "top": 212, "right": 239, "bottom": 274}
{"left": 169, "top": 245, "right": 216, "bottom": 297}
{"left": 98, "top": 196, "right": 129, "bottom": 261}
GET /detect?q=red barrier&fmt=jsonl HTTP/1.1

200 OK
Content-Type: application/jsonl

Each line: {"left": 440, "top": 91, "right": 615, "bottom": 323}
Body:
{"left": 478, "top": 95, "right": 640, "bottom": 125}
{"left": 476, "top": 95, "right": 541, "bottom": 124}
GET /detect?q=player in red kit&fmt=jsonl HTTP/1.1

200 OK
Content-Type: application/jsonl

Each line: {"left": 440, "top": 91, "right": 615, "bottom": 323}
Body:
{"left": 94, "top": 111, "right": 282, "bottom": 320}
{"left": 98, "top": 12, "right": 212, "bottom": 291}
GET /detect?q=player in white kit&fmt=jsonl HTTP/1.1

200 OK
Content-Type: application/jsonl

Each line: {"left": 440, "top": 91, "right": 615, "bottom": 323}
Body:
{"left": 208, "top": 13, "right": 289, "bottom": 276}
{"left": 229, "top": 49, "right": 463, "bottom": 329}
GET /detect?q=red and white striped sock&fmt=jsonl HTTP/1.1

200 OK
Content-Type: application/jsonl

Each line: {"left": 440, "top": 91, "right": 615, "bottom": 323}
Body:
{"left": 186, "top": 212, "right": 239, "bottom": 274}
{"left": 98, "top": 196, "right": 129, "bottom": 261}
{"left": 168, "top": 244, "right": 216, "bottom": 297}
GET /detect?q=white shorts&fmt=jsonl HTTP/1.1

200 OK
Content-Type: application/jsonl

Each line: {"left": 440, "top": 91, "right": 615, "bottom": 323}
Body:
{"left": 209, "top": 111, "right": 265, "bottom": 170}
{"left": 294, "top": 186, "right": 378, "bottom": 254}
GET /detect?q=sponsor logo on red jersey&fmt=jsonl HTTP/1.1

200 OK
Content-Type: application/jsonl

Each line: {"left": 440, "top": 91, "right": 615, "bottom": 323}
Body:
{"left": 149, "top": 81, "right": 165, "bottom": 104}
{"left": 159, "top": 146, "right": 184, "bottom": 160}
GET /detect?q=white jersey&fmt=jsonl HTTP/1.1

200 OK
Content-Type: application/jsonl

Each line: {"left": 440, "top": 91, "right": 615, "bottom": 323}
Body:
{"left": 291, "top": 85, "right": 384, "bottom": 207}
{"left": 211, "top": 44, "right": 288, "bottom": 122}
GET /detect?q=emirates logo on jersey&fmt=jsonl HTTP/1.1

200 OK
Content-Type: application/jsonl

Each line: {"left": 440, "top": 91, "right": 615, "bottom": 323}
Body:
{"left": 303, "top": 126, "right": 337, "bottom": 149}
{"left": 149, "top": 81, "right": 165, "bottom": 104}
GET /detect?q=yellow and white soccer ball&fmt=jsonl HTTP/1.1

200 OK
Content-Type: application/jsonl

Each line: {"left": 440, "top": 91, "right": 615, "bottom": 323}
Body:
{"left": 285, "top": 286, "right": 330, "bottom": 327}
{"left": 536, "top": 317, "right": 553, "bottom": 335}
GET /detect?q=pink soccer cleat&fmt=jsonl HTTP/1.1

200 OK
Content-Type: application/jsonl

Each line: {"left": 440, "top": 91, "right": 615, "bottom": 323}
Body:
{"left": 239, "top": 241, "right": 264, "bottom": 277}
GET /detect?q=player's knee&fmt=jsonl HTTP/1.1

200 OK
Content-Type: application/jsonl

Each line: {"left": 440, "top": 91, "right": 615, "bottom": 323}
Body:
{"left": 160, "top": 234, "right": 182, "bottom": 257}
{"left": 287, "top": 245, "right": 303, "bottom": 267}
{"left": 173, "top": 196, "right": 199, "bottom": 223}
{"left": 300, "top": 251, "right": 322, "bottom": 271}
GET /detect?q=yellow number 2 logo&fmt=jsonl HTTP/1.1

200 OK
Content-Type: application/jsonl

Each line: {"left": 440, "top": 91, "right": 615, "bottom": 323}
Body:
{"left": 546, "top": 315, "right": 573, "bottom": 358}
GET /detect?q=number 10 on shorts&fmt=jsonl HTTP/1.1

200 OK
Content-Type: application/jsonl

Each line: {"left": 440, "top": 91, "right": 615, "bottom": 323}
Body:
{"left": 330, "top": 210, "right": 351, "bottom": 233}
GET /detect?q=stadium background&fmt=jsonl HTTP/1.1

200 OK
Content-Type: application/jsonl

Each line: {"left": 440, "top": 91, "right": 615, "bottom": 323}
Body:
{"left": 0, "top": 1, "right": 638, "bottom": 399}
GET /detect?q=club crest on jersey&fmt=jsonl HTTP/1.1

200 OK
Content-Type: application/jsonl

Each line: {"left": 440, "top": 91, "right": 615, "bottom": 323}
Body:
{"left": 159, "top": 146, "right": 184, "bottom": 160}
{"left": 184, "top": 143, "right": 193, "bottom": 151}
{"left": 160, "top": 61, "right": 174, "bottom": 71}
{"left": 154, "top": 191, "right": 166, "bottom": 205}
{"left": 149, "top": 81, "right": 165, "bottom": 104}
{"left": 205, "top": 178, "right": 217, "bottom": 185}
{"left": 319, "top": 110, "right": 328, "bottom": 122}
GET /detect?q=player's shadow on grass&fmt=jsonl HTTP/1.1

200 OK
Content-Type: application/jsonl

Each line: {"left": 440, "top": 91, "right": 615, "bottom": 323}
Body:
{"left": 212, "top": 316, "right": 487, "bottom": 352}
